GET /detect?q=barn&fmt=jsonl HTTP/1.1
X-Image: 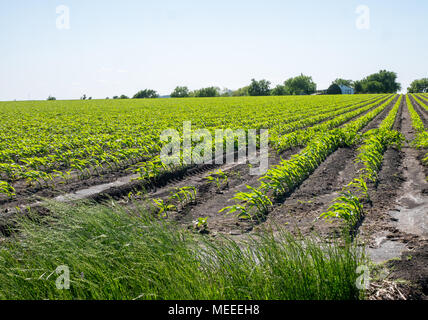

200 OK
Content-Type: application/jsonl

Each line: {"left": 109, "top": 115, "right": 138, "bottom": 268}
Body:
{"left": 338, "top": 85, "right": 355, "bottom": 94}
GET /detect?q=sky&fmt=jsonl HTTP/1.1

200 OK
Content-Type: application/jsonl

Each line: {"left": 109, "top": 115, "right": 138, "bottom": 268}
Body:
{"left": 0, "top": 0, "right": 427, "bottom": 101}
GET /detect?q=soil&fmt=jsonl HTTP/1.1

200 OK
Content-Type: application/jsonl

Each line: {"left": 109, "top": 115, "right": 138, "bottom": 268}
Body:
{"left": 386, "top": 242, "right": 428, "bottom": 300}
{"left": 364, "top": 96, "right": 428, "bottom": 299}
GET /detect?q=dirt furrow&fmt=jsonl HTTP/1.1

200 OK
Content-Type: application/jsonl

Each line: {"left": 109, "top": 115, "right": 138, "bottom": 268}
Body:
{"left": 252, "top": 96, "right": 399, "bottom": 237}
{"left": 361, "top": 95, "right": 398, "bottom": 133}
{"left": 363, "top": 96, "right": 428, "bottom": 300}
{"left": 409, "top": 95, "right": 428, "bottom": 128}
{"left": 140, "top": 148, "right": 300, "bottom": 235}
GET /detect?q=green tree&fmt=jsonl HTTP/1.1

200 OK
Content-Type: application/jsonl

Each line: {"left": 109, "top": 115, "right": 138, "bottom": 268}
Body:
{"left": 220, "top": 88, "right": 233, "bottom": 97}
{"left": 192, "top": 87, "right": 220, "bottom": 97}
{"left": 232, "top": 86, "right": 250, "bottom": 96}
{"left": 248, "top": 79, "right": 271, "bottom": 96}
{"left": 133, "top": 89, "right": 159, "bottom": 99}
{"left": 356, "top": 70, "right": 401, "bottom": 93}
{"left": 354, "top": 81, "right": 363, "bottom": 94}
{"left": 407, "top": 78, "right": 428, "bottom": 93}
{"left": 364, "top": 81, "right": 384, "bottom": 94}
{"left": 271, "top": 85, "right": 287, "bottom": 96}
{"left": 171, "top": 86, "right": 190, "bottom": 98}
{"left": 119, "top": 95, "right": 129, "bottom": 99}
{"left": 47, "top": 96, "right": 56, "bottom": 101}
{"left": 332, "top": 78, "right": 354, "bottom": 88}
{"left": 283, "top": 74, "right": 317, "bottom": 95}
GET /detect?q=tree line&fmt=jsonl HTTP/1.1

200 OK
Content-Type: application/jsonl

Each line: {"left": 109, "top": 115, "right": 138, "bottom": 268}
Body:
{"left": 47, "top": 70, "right": 428, "bottom": 101}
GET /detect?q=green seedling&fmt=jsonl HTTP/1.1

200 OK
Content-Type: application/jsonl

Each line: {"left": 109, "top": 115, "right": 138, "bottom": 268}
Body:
{"left": 152, "top": 198, "right": 177, "bottom": 217}
{"left": 192, "top": 217, "right": 208, "bottom": 233}
{"left": 205, "top": 169, "right": 229, "bottom": 193}
{"left": 220, "top": 185, "right": 272, "bottom": 220}
{"left": 0, "top": 181, "right": 16, "bottom": 199}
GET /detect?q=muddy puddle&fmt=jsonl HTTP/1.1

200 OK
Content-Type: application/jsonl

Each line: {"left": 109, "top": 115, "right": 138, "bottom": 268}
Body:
{"left": 367, "top": 146, "right": 428, "bottom": 264}
{"left": 390, "top": 150, "right": 428, "bottom": 239}
{"left": 367, "top": 234, "right": 408, "bottom": 264}
{"left": 55, "top": 173, "right": 140, "bottom": 202}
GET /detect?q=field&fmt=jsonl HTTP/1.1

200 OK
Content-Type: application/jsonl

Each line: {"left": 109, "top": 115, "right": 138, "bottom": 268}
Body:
{"left": 0, "top": 93, "right": 427, "bottom": 300}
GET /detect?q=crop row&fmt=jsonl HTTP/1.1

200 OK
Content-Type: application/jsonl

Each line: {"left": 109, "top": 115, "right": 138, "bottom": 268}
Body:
{"left": 320, "top": 95, "right": 403, "bottom": 228}
{"left": 273, "top": 95, "right": 394, "bottom": 151}
{"left": 407, "top": 95, "right": 428, "bottom": 165}
{"left": 220, "top": 95, "right": 397, "bottom": 220}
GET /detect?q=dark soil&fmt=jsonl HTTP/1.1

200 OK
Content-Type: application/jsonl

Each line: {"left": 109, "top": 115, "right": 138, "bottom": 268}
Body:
{"left": 363, "top": 96, "right": 428, "bottom": 300}
{"left": 386, "top": 242, "right": 428, "bottom": 300}
{"left": 127, "top": 148, "right": 301, "bottom": 236}
{"left": 256, "top": 95, "right": 398, "bottom": 237}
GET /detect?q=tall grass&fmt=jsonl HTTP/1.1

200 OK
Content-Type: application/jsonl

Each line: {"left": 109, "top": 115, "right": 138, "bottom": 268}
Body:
{"left": 0, "top": 201, "right": 366, "bottom": 300}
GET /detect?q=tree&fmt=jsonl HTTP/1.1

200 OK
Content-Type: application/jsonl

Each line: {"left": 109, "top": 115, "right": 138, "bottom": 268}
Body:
{"left": 248, "top": 79, "right": 271, "bottom": 96}
{"left": 113, "top": 96, "right": 119, "bottom": 99}
{"left": 232, "top": 86, "right": 250, "bottom": 96}
{"left": 119, "top": 95, "right": 129, "bottom": 99}
{"left": 220, "top": 88, "right": 233, "bottom": 97}
{"left": 283, "top": 74, "right": 317, "bottom": 95}
{"left": 355, "top": 70, "right": 401, "bottom": 94}
{"left": 133, "top": 89, "right": 159, "bottom": 99}
{"left": 408, "top": 78, "right": 428, "bottom": 93}
{"left": 47, "top": 96, "right": 56, "bottom": 101}
{"left": 192, "top": 87, "right": 220, "bottom": 97}
{"left": 364, "top": 81, "right": 384, "bottom": 94}
{"left": 271, "top": 85, "right": 287, "bottom": 96}
{"left": 326, "top": 84, "right": 342, "bottom": 95}
{"left": 354, "top": 81, "right": 363, "bottom": 94}
{"left": 171, "top": 86, "right": 190, "bottom": 98}
{"left": 332, "top": 78, "right": 354, "bottom": 88}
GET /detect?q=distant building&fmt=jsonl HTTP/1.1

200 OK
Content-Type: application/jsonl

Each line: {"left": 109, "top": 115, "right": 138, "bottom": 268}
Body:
{"left": 339, "top": 85, "right": 354, "bottom": 95}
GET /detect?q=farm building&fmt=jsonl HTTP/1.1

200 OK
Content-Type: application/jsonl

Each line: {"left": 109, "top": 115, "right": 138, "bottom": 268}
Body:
{"left": 338, "top": 85, "right": 354, "bottom": 94}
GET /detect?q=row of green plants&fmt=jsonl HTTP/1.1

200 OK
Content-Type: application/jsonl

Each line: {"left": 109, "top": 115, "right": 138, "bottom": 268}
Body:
{"left": 273, "top": 95, "right": 394, "bottom": 151}
{"left": 152, "top": 186, "right": 198, "bottom": 217}
{"left": 269, "top": 95, "right": 383, "bottom": 140}
{"left": 412, "top": 94, "right": 428, "bottom": 113}
{"left": 220, "top": 95, "right": 398, "bottom": 221}
{"left": 407, "top": 94, "right": 428, "bottom": 165}
{"left": 320, "top": 95, "right": 403, "bottom": 229}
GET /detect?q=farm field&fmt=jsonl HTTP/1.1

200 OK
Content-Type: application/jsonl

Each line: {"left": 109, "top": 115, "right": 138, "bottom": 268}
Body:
{"left": 0, "top": 93, "right": 427, "bottom": 300}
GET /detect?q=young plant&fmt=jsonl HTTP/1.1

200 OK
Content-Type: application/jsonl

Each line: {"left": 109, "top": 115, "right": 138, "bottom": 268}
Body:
{"left": 205, "top": 169, "right": 229, "bottom": 193}
{"left": 0, "top": 181, "right": 16, "bottom": 199}
{"left": 152, "top": 198, "right": 177, "bottom": 218}
{"left": 192, "top": 217, "right": 209, "bottom": 233}
{"left": 220, "top": 185, "right": 272, "bottom": 220}
{"left": 170, "top": 186, "right": 197, "bottom": 209}
{"left": 320, "top": 190, "right": 364, "bottom": 228}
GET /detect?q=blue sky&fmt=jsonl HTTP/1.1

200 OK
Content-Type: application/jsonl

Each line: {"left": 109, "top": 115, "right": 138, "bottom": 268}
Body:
{"left": 0, "top": 0, "right": 427, "bottom": 100}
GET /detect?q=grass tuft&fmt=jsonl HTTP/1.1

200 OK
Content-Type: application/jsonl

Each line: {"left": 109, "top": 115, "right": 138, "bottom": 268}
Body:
{"left": 0, "top": 201, "right": 366, "bottom": 300}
